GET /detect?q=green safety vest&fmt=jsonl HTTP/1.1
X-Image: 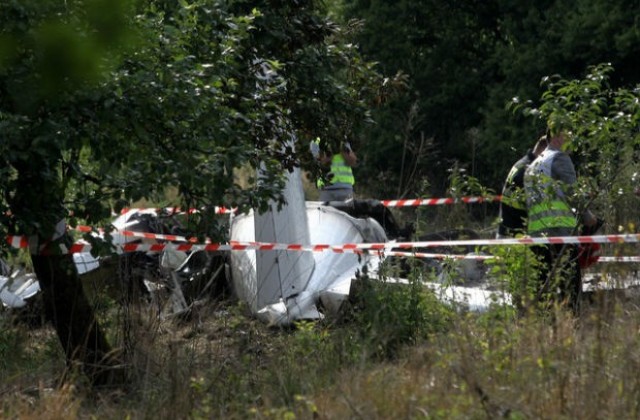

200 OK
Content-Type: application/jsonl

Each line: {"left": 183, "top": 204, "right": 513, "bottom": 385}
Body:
{"left": 524, "top": 149, "right": 577, "bottom": 236}
{"left": 314, "top": 140, "right": 355, "bottom": 188}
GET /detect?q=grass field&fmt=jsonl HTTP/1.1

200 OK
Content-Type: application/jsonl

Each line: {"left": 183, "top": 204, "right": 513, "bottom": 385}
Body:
{"left": 2, "top": 260, "right": 640, "bottom": 419}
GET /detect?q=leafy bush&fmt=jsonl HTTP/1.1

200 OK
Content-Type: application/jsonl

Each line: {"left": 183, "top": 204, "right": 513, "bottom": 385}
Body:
{"left": 486, "top": 245, "right": 544, "bottom": 316}
{"left": 344, "top": 263, "right": 454, "bottom": 360}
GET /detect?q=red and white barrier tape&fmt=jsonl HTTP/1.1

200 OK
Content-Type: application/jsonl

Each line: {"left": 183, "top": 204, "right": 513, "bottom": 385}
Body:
{"left": 370, "top": 251, "right": 495, "bottom": 260}
{"left": 374, "top": 252, "right": 640, "bottom": 262}
{"left": 66, "top": 228, "right": 640, "bottom": 250}
{"left": 73, "top": 225, "right": 204, "bottom": 244}
{"left": 57, "top": 241, "right": 357, "bottom": 255}
{"left": 6, "top": 232, "right": 640, "bottom": 255}
{"left": 8, "top": 232, "right": 638, "bottom": 264}
{"left": 381, "top": 195, "right": 502, "bottom": 207}
{"left": 597, "top": 256, "right": 640, "bottom": 263}
{"left": 119, "top": 206, "right": 236, "bottom": 215}
{"left": 118, "top": 195, "right": 502, "bottom": 214}
{"left": 7, "top": 235, "right": 29, "bottom": 250}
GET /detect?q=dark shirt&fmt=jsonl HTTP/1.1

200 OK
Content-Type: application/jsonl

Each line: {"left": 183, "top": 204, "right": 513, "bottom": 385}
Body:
{"left": 498, "top": 150, "right": 536, "bottom": 237}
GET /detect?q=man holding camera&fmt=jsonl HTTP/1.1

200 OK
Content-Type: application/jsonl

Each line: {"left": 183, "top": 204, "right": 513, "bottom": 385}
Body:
{"left": 310, "top": 138, "right": 358, "bottom": 202}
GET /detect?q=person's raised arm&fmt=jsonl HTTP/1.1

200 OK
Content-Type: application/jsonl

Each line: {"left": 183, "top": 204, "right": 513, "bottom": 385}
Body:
{"left": 342, "top": 142, "right": 357, "bottom": 167}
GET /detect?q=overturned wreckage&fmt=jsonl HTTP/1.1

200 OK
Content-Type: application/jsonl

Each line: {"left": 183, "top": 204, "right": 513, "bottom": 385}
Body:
{"left": 226, "top": 167, "right": 505, "bottom": 326}
{"left": 229, "top": 198, "right": 507, "bottom": 326}
{"left": 230, "top": 201, "right": 387, "bottom": 325}
{"left": 1, "top": 200, "right": 502, "bottom": 321}
{"left": 79, "top": 209, "right": 228, "bottom": 316}
{"left": 0, "top": 209, "right": 227, "bottom": 317}
{"left": 0, "top": 258, "right": 40, "bottom": 309}
{"left": 1, "top": 172, "right": 503, "bottom": 322}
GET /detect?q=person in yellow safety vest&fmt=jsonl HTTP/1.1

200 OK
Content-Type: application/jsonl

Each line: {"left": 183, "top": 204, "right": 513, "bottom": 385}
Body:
{"left": 523, "top": 127, "right": 597, "bottom": 314}
{"left": 310, "top": 137, "right": 357, "bottom": 202}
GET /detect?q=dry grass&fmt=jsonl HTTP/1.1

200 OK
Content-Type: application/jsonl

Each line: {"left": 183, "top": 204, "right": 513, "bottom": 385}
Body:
{"left": 2, "top": 285, "right": 640, "bottom": 419}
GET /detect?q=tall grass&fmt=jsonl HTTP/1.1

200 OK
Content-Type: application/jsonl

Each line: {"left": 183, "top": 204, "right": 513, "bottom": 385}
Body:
{"left": 2, "top": 265, "right": 640, "bottom": 419}
{"left": 0, "top": 258, "right": 635, "bottom": 419}
{"left": 2, "top": 180, "right": 640, "bottom": 418}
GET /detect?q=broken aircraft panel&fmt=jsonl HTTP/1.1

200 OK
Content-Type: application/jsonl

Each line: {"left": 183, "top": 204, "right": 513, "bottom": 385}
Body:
{"left": 229, "top": 202, "right": 387, "bottom": 326}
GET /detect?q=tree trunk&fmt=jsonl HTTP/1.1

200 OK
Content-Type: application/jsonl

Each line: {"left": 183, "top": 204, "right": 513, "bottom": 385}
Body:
{"left": 31, "top": 247, "right": 125, "bottom": 387}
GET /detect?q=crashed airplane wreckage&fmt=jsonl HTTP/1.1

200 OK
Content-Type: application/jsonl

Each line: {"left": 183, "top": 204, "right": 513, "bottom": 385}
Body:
{"left": 0, "top": 208, "right": 227, "bottom": 317}
{"left": 3, "top": 173, "right": 637, "bottom": 322}
{"left": 0, "top": 176, "right": 509, "bottom": 323}
{"left": 228, "top": 167, "right": 506, "bottom": 326}
{"left": 0, "top": 258, "right": 39, "bottom": 309}
{"left": 228, "top": 200, "right": 506, "bottom": 326}
{"left": 0, "top": 168, "right": 506, "bottom": 322}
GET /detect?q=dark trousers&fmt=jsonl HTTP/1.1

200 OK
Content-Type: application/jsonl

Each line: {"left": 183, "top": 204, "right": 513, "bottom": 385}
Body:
{"left": 531, "top": 244, "right": 582, "bottom": 314}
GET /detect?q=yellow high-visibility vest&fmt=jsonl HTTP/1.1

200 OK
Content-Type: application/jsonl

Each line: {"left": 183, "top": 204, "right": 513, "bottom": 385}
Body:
{"left": 525, "top": 149, "right": 577, "bottom": 235}
{"left": 313, "top": 139, "right": 355, "bottom": 188}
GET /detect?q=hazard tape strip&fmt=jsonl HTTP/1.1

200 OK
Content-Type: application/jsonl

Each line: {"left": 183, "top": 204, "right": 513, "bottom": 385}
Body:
{"left": 10, "top": 226, "right": 215, "bottom": 248}
{"left": 381, "top": 195, "right": 502, "bottom": 207}
{"left": 72, "top": 226, "right": 204, "bottom": 244}
{"left": 373, "top": 252, "right": 640, "bottom": 262}
{"left": 120, "top": 206, "right": 235, "bottom": 215}
{"left": 370, "top": 251, "right": 495, "bottom": 260}
{"left": 119, "top": 195, "right": 502, "bottom": 214}
{"left": 6, "top": 232, "right": 640, "bottom": 254}
{"left": 67, "top": 228, "right": 640, "bottom": 250}
{"left": 57, "top": 241, "right": 340, "bottom": 254}
{"left": 596, "top": 256, "right": 640, "bottom": 263}
{"left": 7, "top": 235, "right": 29, "bottom": 250}
{"left": 7, "top": 232, "right": 638, "bottom": 264}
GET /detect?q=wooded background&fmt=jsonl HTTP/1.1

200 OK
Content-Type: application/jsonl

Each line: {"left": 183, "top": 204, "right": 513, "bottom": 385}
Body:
{"left": 337, "top": 0, "right": 640, "bottom": 197}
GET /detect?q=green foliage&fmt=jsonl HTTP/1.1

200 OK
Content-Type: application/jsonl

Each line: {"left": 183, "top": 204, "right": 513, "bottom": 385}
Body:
{"left": 343, "top": 0, "right": 502, "bottom": 196}
{"left": 347, "top": 266, "right": 454, "bottom": 360}
{"left": 480, "top": 0, "right": 640, "bottom": 188}
{"left": 342, "top": 1, "right": 640, "bottom": 198}
{"left": 4, "top": 295, "right": 640, "bottom": 418}
{"left": 0, "top": 0, "right": 388, "bottom": 248}
{"left": 447, "top": 165, "right": 496, "bottom": 199}
{"left": 414, "top": 164, "right": 497, "bottom": 233}
{"left": 0, "top": 0, "right": 390, "bottom": 387}
{"left": 0, "top": 316, "right": 63, "bottom": 379}
{"left": 486, "top": 245, "right": 543, "bottom": 315}
{"left": 0, "top": 320, "right": 27, "bottom": 372}
{"left": 0, "top": 0, "right": 140, "bottom": 242}
{"left": 512, "top": 63, "right": 640, "bottom": 227}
